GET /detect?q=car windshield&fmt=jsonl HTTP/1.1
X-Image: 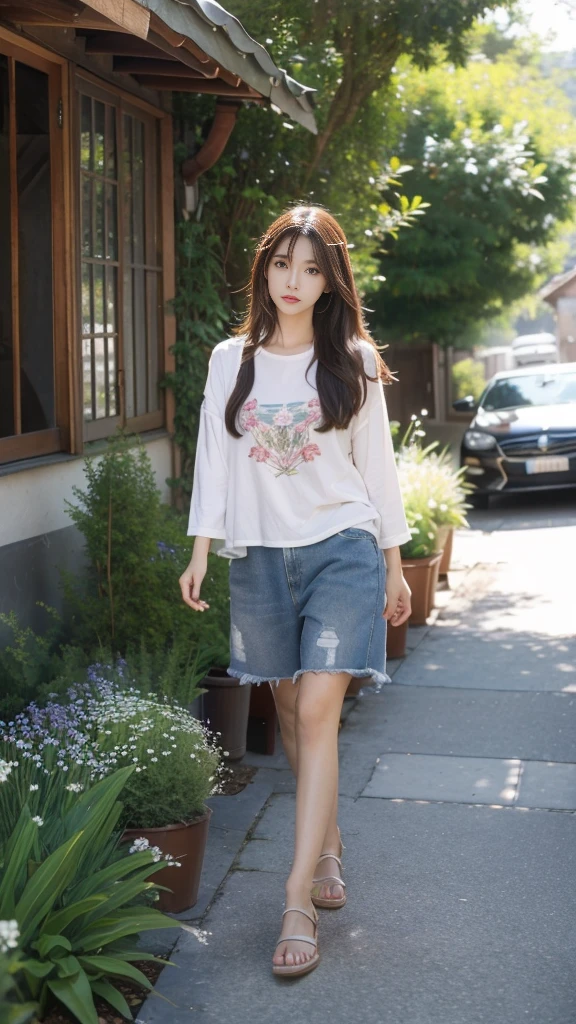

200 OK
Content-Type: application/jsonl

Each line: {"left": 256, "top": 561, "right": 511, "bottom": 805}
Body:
{"left": 481, "top": 372, "right": 576, "bottom": 411}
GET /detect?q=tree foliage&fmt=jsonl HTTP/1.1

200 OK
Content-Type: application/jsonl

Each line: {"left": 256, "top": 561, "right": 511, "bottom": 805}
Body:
{"left": 369, "top": 33, "right": 576, "bottom": 345}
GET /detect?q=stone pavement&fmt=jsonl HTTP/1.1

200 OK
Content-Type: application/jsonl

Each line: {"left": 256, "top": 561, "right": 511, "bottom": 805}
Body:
{"left": 138, "top": 491, "right": 576, "bottom": 1024}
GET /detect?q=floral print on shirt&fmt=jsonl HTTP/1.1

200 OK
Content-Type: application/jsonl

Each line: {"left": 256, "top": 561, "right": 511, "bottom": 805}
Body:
{"left": 239, "top": 397, "right": 322, "bottom": 477}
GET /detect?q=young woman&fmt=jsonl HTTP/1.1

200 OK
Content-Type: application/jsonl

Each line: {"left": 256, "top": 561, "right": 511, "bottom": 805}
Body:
{"left": 179, "top": 206, "right": 412, "bottom": 978}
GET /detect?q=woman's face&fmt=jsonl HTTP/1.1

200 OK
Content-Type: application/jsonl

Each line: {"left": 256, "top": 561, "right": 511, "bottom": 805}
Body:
{"left": 266, "top": 234, "right": 329, "bottom": 316}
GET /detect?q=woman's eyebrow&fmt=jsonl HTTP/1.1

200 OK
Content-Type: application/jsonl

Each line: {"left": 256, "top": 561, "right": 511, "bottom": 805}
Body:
{"left": 273, "top": 253, "right": 318, "bottom": 263}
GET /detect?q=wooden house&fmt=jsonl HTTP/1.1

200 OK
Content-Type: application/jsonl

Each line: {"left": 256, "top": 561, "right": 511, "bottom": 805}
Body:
{"left": 0, "top": 0, "right": 316, "bottom": 631}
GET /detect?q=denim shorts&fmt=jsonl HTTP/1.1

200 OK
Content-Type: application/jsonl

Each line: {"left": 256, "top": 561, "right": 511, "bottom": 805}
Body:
{"left": 226, "top": 526, "right": 390, "bottom": 693}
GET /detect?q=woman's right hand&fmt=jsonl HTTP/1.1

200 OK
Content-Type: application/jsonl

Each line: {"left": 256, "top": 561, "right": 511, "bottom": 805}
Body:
{"left": 179, "top": 556, "right": 210, "bottom": 612}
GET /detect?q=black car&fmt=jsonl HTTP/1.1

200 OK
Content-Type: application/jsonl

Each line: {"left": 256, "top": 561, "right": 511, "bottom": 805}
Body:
{"left": 453, "top": 362, "right": 576, "bottom": 508}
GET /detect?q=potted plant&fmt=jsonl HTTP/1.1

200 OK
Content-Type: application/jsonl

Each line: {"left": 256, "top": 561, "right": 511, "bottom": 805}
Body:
{"left": 395, "top": 439, "right": 471, "bottom": 578}
{"left": 188, "top": 554, "right": 252, "bottom": 761}
{"left": 82, "top": 675, "right": 225, "bottom": 913}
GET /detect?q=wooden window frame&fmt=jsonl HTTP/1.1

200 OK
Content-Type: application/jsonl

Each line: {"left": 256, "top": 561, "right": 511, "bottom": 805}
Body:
{"left": 0, "top": 27, "right": 70, "bottom": 466}
{"left": 74, "top": 71, "right": 168, "bottom": 443}
{"left": 0, "top": 23, "right": 175, "bottom": 468}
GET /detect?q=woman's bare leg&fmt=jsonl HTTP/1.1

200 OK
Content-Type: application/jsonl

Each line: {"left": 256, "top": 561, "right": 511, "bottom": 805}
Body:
{"left": 272, "top": 670, "right": 351, "bottom": 968}
{"left": 270, "top": 680, "right": 343, "bottom": 899}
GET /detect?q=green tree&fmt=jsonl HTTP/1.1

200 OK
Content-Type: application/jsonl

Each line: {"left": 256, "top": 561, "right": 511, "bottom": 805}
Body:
{"left": 175, "top": 0, "right": 518, "bottom": 295}
{"left": 368, "top": 33, "right": 576, "bottom": 345}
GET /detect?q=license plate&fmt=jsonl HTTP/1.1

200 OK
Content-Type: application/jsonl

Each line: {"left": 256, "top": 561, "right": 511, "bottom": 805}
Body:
{"left": 525, "top": 456, "right": 570, "bottom": 474}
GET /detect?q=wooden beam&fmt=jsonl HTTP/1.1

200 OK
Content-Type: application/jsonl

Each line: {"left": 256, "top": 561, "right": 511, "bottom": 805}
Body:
{"left": 112, "top": 57, "right": 211, "bottom": 78}
{"left": 134, "top": 75, "right": 262, "bottom": 98}
{"left": 0, "top": 6, "right": 132, "bottom": 30}
{"left": 83, "top": 32, "right": 162, "bottom": 56}
{"left": 80, "top": 0, "right": 149, "bottom": 39}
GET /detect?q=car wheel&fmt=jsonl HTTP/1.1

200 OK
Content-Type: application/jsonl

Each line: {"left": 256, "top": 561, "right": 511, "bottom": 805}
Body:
{"left": 469, "top": 492, "right": 490, "bottom": 510}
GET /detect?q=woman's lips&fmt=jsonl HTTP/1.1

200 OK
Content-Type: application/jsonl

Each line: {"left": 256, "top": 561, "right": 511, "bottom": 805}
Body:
{"left": 281, "top": 295, "right": 300, "bottom": 303}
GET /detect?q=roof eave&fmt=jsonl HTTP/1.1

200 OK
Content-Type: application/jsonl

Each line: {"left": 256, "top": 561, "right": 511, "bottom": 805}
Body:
{"left": 142, "top": 0, "right": 317, "bottom": 133}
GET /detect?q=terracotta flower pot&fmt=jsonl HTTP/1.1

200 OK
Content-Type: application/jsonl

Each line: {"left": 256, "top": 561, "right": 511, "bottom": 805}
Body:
{"left": 401, "top": 552, "right": 443, "bottom": 626}
{"left": 386, "top": 617, "right": 409, "bottom": 659}
{"left": 200, "top": 667, "right": 251, "bottom": 761}
{"left": 247, "top": 681, "right": 278, "bottom": 754}
{"left": 121, "top": 805, "right": 212, "bottom": 914}
{"left": 345, "top": 676, "right": 365, "bottom": 698}
{"left": 438, "top": 527, "right": 454, "bottom": 576}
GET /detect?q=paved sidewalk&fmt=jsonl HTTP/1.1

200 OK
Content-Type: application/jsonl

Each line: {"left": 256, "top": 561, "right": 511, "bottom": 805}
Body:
{"left": 139, "top": 504, "right": 576, "bottom": 1024}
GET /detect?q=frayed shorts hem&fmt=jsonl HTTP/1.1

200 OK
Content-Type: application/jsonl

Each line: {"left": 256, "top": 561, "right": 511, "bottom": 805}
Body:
{"left": 226, "top": 666, "right": 391, "bottom": 694}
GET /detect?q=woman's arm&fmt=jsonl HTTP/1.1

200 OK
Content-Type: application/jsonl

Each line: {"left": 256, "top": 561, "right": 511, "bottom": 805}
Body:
{"left": 180, "top": 347, "right": 229, "bottom": 612}
{"left": 350, "top": 348, "right": 412, "bottom": 625}
{"left": 382, "top": 545, "right": 412, "bottom": 626}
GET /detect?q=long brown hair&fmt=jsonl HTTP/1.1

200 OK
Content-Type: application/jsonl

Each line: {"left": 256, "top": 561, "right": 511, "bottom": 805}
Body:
{"left": 224, "top": 206, "right": 394, "bottom": 438}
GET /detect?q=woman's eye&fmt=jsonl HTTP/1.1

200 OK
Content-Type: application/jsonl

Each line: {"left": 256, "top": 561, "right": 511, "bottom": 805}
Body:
{"left": 274, "top": 260, "right": 288, "bottom": 269}
{"left": 306, "top": 267, "right": 320, "bottom": 275}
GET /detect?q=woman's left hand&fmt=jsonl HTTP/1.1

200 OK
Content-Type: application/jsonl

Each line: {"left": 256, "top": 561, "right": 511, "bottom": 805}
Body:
{"left": 383, "top": 570, "right": 412, "bottom": 626}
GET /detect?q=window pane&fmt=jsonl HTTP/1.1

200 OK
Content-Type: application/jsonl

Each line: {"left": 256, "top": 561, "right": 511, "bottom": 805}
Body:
{"left": 94, "top": 177, "right": 104, "bottom": 258}
{"left": 94, "top": 336, "right": 106, "bottom": 417}
{"left": 94, "top": 100, "right": 105, "bottom": 173}
{"left": 82, "top": 263, "right": 92, "bottom": 334}
{"left": 106, "top": 183, "right": 117, "bottom": 259}
{"left": 123, "top": 262, "right": 134, "bottom": 419}
{"left": 0, "top": 55, "right": 14, "bottom": 438}
{"left": 133, "top": 266, "right": 146, "bottom": 416}
{"left": 105, "top": 103, "right": 116, "bottom": 178}
{"left": 132, "top": 118, "right": 145, "bottom": 266}
{"left": 16, "top": 61, "right": 54, "bottom": 434}
{"left": 80, "top": 94, "right": 92, "bottom": 170}
{"left": 93, "top": 263, "right": 104, "bottom": 334}
{"left": 146, "top": 271, "right": 159, "bottom": 412}
{"left": 123, "top": 113, "right": 133, "bottom": 264}
{"left": 105, "top": 265, "right": 116, "bottom": 333}
{"left": 82, "top": 175, "right": 92, "bottom": 255}
{"left": 82, "top": 337, "right": 93, "bottom": 420}
{"left": 106, "top": 335, "right": 118, "bottom": 417}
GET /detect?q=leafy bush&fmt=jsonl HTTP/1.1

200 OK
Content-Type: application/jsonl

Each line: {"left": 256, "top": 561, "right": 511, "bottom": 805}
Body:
{"left": 0, "top": 766, "right": 178, "bottom": 1024}
{"left": 396, "top": 413, "right": 472, "bottom": 557}
{"left": 61, "top": 429, "right": 231, "bottom": 668}
{"left": 452, "top": 357, "right": 486, "bottom": 402}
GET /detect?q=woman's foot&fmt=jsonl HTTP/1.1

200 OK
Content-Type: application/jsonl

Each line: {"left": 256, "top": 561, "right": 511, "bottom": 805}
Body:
{"left": 312, "top": 853, "right": 345, "bottom": 901}
{"left": 311, "top": 828, "right": 345, "bottom": 903}
{"left": 272, "top": 896, "right": 318, "bottom": 969}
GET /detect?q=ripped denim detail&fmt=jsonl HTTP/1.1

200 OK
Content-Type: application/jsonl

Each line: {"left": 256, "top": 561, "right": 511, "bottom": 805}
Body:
{"left": 226, "top": 666, "right": 391, "bottom": 694}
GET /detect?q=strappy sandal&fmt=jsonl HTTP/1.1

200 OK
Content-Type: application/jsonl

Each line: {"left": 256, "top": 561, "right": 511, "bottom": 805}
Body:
{"left": 311, "top": 832, "right": 346, "bottom": 909}
{"left": 272, "top": 905, "right": 320, "bottom": 978}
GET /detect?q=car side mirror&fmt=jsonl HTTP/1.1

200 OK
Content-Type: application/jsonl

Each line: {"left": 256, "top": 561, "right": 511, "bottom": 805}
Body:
{"left": 452, "top": 395, "right": 477, "bottom": 413}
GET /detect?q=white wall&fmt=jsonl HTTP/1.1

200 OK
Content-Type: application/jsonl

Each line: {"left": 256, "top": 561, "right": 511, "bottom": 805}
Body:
{"left": 0, "top": 435, "right": 173, "bottom": 548}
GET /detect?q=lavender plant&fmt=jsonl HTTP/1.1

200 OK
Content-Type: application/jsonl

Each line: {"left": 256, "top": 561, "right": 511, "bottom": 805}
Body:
{"left": 1, "top": 666, "right": 225, "bottom": 839}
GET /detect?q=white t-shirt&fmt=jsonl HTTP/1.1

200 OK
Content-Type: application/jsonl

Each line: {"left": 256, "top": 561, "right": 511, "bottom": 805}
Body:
{"left": 187, "top": 335, "right": 412, "bottom": 558}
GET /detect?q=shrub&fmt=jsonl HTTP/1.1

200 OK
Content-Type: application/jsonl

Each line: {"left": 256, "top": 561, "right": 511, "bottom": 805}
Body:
{"left": 452, "top": 357, "right": 486, "bottom": 402}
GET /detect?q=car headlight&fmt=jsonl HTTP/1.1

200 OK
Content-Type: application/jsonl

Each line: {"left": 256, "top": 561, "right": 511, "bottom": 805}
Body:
{"left": 464, "top": 430, "right": 497, "bottom": 451}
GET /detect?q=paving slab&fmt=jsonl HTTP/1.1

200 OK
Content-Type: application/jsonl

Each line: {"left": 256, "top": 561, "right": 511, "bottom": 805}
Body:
{"left": 361, "top": 752, "right": 522, "bottom": 805}
{"left": 518, "top": 759, "right": 576, "bottom": 810}
{"left": 138, "top": 798, "right": 576, "bottom": 1024}
{"left": 336, "top": 687, "right": 576, "bottom": 798}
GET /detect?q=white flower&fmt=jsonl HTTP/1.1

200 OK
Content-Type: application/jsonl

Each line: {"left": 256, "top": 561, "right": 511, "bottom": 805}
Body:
{"left": 129, "top": 837, "right": 150, "bottom": 853}
{"left": 427, "top": 498, "right": 437, "bottom": 509}
{"left": 0, "top": 920, "right": 19, "bottom": 953}
{"left": 29, "top": 784, "right": 39, "bottom": 792}
{"left": 32, "top": 816, "right": 44, "bottom": 827}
